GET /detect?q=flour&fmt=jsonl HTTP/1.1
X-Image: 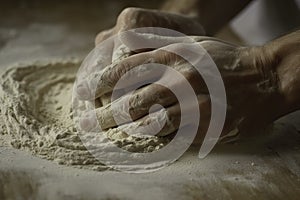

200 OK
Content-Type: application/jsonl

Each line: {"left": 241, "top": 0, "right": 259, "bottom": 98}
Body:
{"left": 0, "top": 60, "right": 169, "bottom": 171}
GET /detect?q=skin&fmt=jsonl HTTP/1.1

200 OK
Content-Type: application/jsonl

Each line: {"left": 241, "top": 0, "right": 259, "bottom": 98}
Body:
{"left": 76, "top": 3, "right": 300, "bottom": 143}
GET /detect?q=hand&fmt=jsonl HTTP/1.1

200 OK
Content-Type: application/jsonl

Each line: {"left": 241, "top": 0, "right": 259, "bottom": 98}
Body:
{"left": 92, "top": 7, "right": 204, "bottom": 73}
{"left": 95, "top": 7, "right": 204, "bottom": 45}
{"left": 79, "top": 7, "right": 205, "bottom": 107}
{"left": 77, "top": 33, "right": 263, "bottom": 141}
{"left": 94, "top": 7, "right": 204, "bottom": 66}
{"left": 77, "top": 30, "right": 300, "bottom": 143}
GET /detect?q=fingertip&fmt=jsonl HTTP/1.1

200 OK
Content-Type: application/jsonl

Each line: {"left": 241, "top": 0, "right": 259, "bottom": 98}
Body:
{"left": 76, "top": 81, "right": 91, "bottom": 100}
{"left": 79, "top": 111, "right": 98, "bottom": 132}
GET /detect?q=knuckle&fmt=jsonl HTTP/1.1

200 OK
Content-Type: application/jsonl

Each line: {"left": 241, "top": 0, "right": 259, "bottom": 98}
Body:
{"left": 103, "top": 61, "right": 128, "bottom": 86}
{"left": 120, "top": 7, "right": 140, "bottom": 16}
{"left": 115, "top": 60, "right": 130, "bottom": 79}
{"left": 152, "top": 49, "right": 167, "bottom": 62}
{"left": 153, "top": 49, "right": 180, "bottom": 64}
{"left": 129, "top": 93, "right": 140, "bottom": 110}
{"left": 117, "top": 7, "right": 140, "bottom": 24}
{"left": 117, "top": 7, "right": 151, "bottom": 29}
{"left": 102, "top": 65, "right": 115, "bottom": 87}
{"left": 128, "top": 94, "right": 145, "bottom": 118}
{"left": 152, "top": 86, "right": 167, "bottom": 102}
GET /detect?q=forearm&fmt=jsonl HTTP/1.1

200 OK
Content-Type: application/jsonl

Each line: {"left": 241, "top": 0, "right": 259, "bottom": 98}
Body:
{"left": 161, "top": 0, "right": 253, "bottom": 35}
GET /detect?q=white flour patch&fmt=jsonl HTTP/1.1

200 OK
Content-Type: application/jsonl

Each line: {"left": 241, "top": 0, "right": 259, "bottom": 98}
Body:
{"left": 0, "top": 61, "right": 169, "bottom": 171}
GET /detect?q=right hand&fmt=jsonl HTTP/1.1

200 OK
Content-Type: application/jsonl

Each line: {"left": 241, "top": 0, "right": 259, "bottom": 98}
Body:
{"left": 81, "top": 7, "right": 205, "bottom": 106}
{"left": 94, "top": 7, "right": 205, "bottom": 69}
{"left": 95, "top": 7, "right": 205, "bottom": 46}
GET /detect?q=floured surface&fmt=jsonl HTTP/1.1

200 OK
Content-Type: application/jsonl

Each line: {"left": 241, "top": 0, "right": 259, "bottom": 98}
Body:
{"left": 0, "top": 61, "right": 169, "bottom": 171}
{"left": 0, "top": 2, "right": 300, "bottom": 199}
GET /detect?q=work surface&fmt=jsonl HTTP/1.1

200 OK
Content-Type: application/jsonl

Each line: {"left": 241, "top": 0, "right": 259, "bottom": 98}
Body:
{"left": 0, "top": 1, "right": 300, "bottom": 199}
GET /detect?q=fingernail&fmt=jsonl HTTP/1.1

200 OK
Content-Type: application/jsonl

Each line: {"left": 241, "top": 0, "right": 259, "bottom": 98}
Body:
{"left": 76, "top": 81, "right": 91, "bottom": 100}
{"left": 79, "top": 112, "right": 97, "bottom": 131}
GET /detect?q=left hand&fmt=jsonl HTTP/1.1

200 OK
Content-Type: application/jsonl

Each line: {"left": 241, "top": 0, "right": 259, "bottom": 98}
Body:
{"left": 77, "top": 33, "right": 279, "bottom": 142}
{"left": 79, "top": 7, "right": 205, "bottom": 107}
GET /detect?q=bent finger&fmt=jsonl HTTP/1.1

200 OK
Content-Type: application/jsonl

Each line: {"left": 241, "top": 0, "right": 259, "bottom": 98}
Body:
{"left": 93, "top": 84, "right": 178, "bottom": 130}
{"left": 76, "top": 49, "right": 180, "bottom": 100}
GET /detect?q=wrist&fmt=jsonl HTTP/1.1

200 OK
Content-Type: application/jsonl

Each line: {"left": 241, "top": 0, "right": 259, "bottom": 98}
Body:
{"left": 239, "top": 46, "right": 278, "bottom": 93}
{"left": 241, "top": 31, "right": 300, "bottom": 123}
{"left": 238, "top": 46, "right": 286, "bottom": 125}
{"left": 266, "top": 31, "right": 300, "bottom": 110}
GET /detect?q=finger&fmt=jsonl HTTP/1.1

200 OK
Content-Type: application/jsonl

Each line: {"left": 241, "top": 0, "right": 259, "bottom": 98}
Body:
{"left": 194, "top": 37, "right": 238, "bottom": 46}
{"left": 116, "top": 94, "right": 210, "bottom": 137}
{"left": 112, "top": 43, "right": 132, "bottom": 62}
{"left": 79, "top": 91, "right": 211, "bottom": 138}
{"left": 79, "top": 110, "right": 98, "bottom": 133}
{"left": 119, "top": 30, "right": 236, "bottom": 53}
{"left": 94, "top": 30, "right": 132, "bottom": 105}
{"left": 117, "top": 95, "right": 207, "bottom": 137}
{"left": 121, "top": 102, "right": 181, "bottom": 137}
{"left": 94, "top": 82, "right": 179, "bottom": 130}
{"left": 119, "top": 31, "right": 193, "bottom": 52}
{"left": 93, "top": 84, "right": 178, "bottom": 130}
{"left": 76, "top": 49, "right": 179, "bottom": 100}
{"left": 79, "top": 100, "right": 180, "bottom": 137}
{"left": 92, "top": 64, "right": 208, "bottom": 130}
{"left": 99, "top": 49, "right": 184, "bottom": 96}
{"left": 76, "top": 42, "right": 129, "bottom": 100}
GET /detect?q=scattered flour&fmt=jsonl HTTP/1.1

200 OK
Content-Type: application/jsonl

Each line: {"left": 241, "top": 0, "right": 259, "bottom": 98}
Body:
{"left": 0, "top": 60, "right": 169, "bottom": 171}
